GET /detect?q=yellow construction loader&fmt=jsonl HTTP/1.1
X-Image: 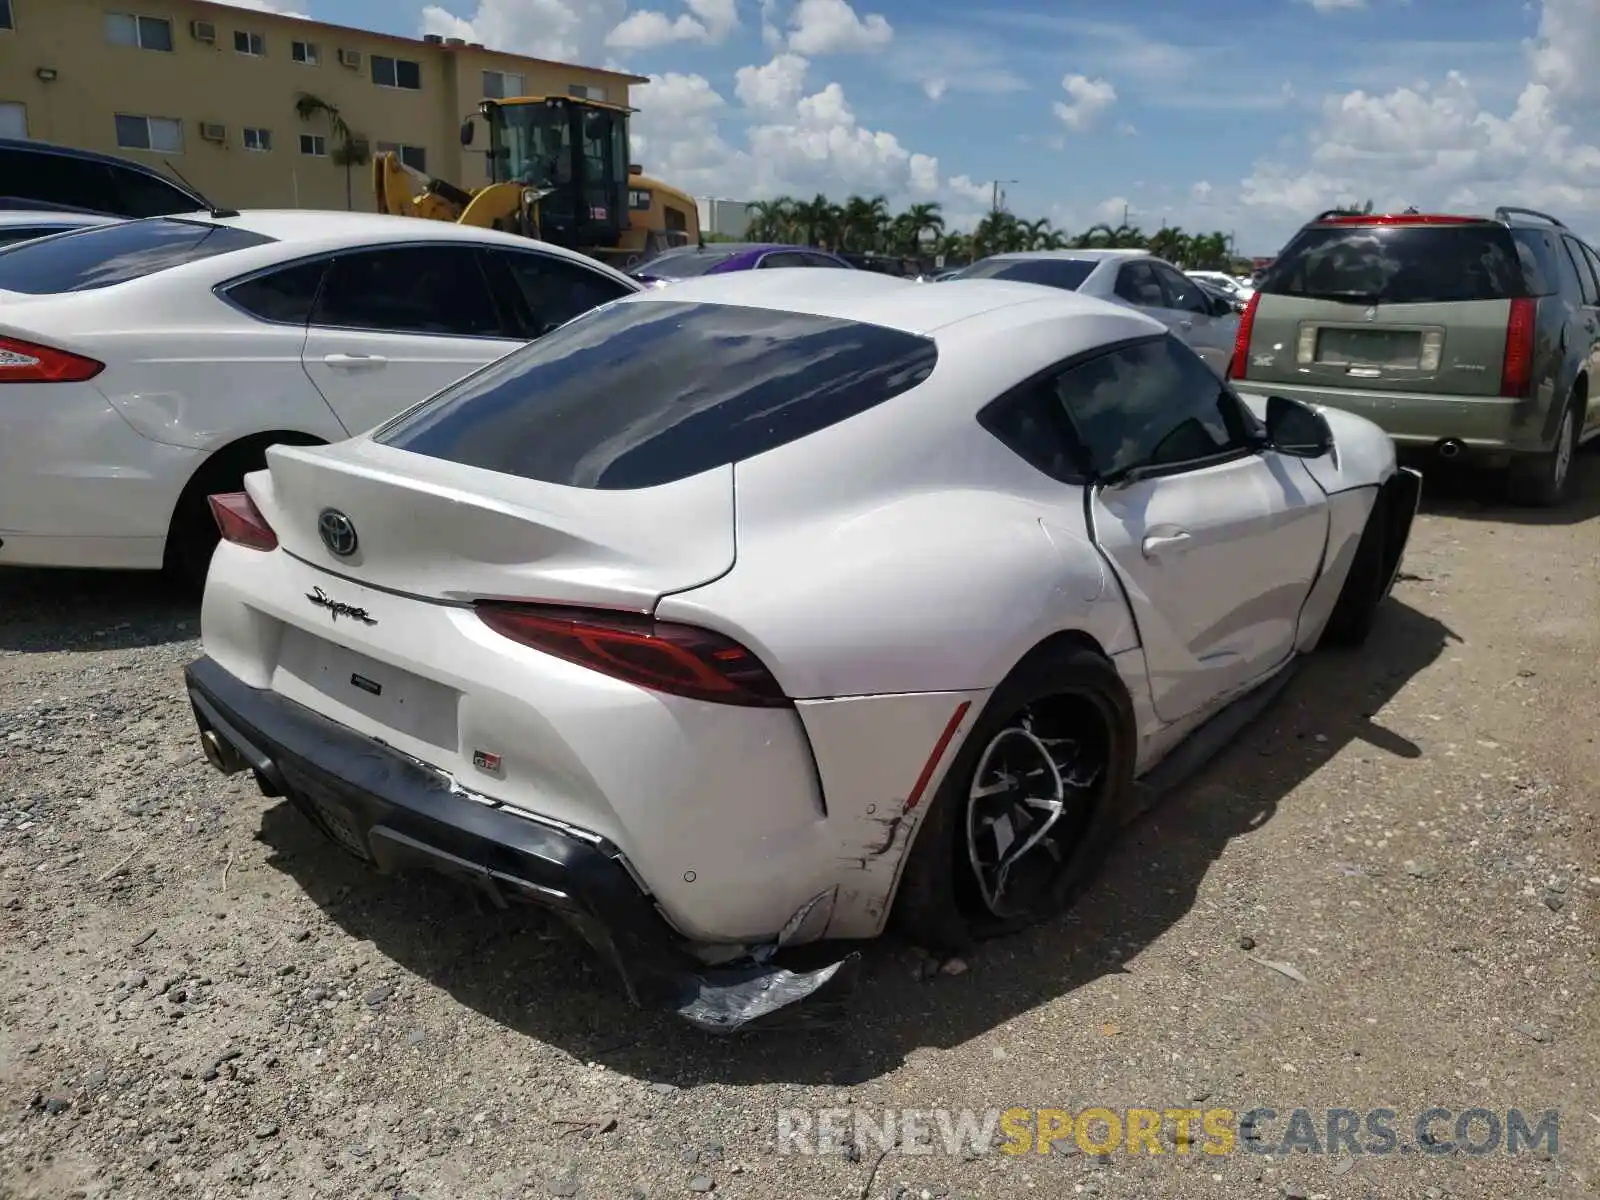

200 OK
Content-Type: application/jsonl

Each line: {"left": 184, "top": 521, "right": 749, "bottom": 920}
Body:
{"left": 372, "top": 95, "right": 699, "bottom": 271}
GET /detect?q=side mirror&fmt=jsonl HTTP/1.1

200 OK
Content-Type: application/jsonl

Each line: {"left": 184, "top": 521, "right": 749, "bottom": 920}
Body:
{"left": 459, "top": 120, "right": 475, "bottom": 147}
{"left": 1265, "top": 394, "right": 1334, "bottom": 458}
{"left": 1211, "top": 294, "right": 1233, "bottom": 317}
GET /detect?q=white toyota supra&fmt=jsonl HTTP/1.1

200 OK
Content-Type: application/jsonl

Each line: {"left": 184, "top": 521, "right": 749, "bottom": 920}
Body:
{"left": 185, "top": 270, "right": 1421, "bottom": 1031}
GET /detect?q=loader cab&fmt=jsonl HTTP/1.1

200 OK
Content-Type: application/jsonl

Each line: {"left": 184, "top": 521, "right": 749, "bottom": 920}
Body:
{"left": 466, "top": 97, "right": 628, "bottom": 251}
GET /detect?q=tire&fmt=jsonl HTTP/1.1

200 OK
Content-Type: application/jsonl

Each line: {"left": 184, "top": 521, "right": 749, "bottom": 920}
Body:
{"left": 892, "top": 643, "right": 1137, "bottom": 956}
{"left": 1507, "top": 397, "right": 1579, "bottom": 507}
{"left": 1319, "top": 488, "right": 1390, "bottom": 649}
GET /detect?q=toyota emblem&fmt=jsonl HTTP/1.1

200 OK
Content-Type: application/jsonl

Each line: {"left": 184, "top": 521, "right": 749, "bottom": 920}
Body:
{"left": 317, "top": 508, "right": 358, "bottom": 557}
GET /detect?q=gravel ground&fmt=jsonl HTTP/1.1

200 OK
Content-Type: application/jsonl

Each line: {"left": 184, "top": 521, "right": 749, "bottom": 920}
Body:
{"left": 1, "top": 462, "right": 1596, "bottom": 1200}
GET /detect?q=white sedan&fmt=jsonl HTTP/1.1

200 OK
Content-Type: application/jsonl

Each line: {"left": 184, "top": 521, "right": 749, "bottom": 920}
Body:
{"left": 0, "top": 210, "right": 640, "bottom": 583}
{"left": 185, "top": 271, "right": 1420, "bottom": 1030}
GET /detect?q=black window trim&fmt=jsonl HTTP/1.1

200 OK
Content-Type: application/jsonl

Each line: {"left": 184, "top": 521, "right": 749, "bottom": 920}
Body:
{"left": 214, "top": 240, "right": 564, "bottom": 339}
{"left": 978, "top": 332, "right": 1266, "bottom": 488}
{"left": 1578, "top": 241, "right": 1600, "bottom": 308}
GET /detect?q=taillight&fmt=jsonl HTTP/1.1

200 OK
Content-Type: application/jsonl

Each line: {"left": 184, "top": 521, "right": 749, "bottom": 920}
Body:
{"left": 0, "top": 335, "right": 104, "bottom": 383}
{"left": 208, "top": 492, "right": 278, "bottom": 552}
{"left": 1501, "top": 297, "right": 1536, "bottom": 398}
{"left": 1229, "top": 292, "right": 1260, "bottom": 380}
{"left": 475, "top": 602, "right": 790, "bottom": 708}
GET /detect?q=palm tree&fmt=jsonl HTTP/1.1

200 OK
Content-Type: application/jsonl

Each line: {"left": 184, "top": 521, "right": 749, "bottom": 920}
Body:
{"left": 839, "top": 194, "right": 891, "bottom": 252}
{"left": 745, "top": 196, "right": 796, "bottom": 242}
{"left": 790, "top": 194, "right": 839, "bottom": 248}
{"left": 1147, "top": 225, "right": 1190, "bottom": 266}
{"left": 901, "top": 202, "right": 944, "bottom": 249}
{"left": 294, "top": 93, "right": 369, "bottom": 210}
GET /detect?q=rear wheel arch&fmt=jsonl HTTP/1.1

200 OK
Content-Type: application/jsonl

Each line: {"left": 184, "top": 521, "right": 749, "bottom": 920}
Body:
{"left": 889, "top": 634, "right": 1139, "bottom": 954}
{"left": 163, "top": 430, "right": 326, "bottom": 588}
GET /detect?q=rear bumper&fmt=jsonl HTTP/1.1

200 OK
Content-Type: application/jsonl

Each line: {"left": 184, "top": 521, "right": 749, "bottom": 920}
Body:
{"left": 1237, "top": 380, "right": 1549, "bottom": 454}
{"left": 184, "top": 655, "right": 859, "bottom": 1030}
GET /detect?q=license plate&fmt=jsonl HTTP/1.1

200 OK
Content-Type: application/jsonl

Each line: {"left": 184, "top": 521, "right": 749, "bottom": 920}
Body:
{"left": 1316, "top": 327, "right": 1421, "bottom": 368}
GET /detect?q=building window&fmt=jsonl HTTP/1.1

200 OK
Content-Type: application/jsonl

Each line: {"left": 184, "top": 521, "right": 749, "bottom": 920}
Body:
{"left": 371, "top": 55, "right": 421, "bottom": 90}
{"left": 569, "top": 84, "right": 606, "bottom": 101}
{"left": 234, "top": 30, "right": 265, "bottom": 56}
{"left": 299, "top": 134, "right": 327, "bottom": 156}
{"left": 482, "top": 70, "right": 525, "bottom": 99}
{"left": 0, "top": 0, "right": 13, "bottom": 31}
{"left": 377, "top": 142, "right": 427, "bottom": 172}
{"left": 243, "top": 127, "right": 271, "bottom": 152}
{"left": 106, "top": 12, "right": 174, "bottom": 51}
{"left": 291, "top": 40, "right": 318, "bottom": 65}
{"left": 115, "top": 114, "right": 183, "bottom": 153}
{"left": 0, "top": 101, "right": 25, "bottom": 138}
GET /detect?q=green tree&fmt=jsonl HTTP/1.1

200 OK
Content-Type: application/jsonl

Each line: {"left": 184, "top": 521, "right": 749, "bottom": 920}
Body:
{"left": 294, "top": 93, "right": 369, "bottom": 211}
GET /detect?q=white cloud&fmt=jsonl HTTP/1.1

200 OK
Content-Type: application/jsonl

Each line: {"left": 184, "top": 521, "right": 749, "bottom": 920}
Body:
{"left": 420, "top": 0, "right": 628, "bottom": 64}
{"left": 947, "top": 175, "right": 992, "bottom": 204}
{"left": 734, "top": 52, "right": 809, "bottom": 111}
{"left": 212, "top": 0, "right": 310, "bottom": 14}
{"left": 1190, "top": 180, "right": 1214, "bottom": 202}
{"left": 1096, "top": 196, "right": 1133, "bottom": 223}
{"left": 1300, "top": 0, "right": 1366, "bottom": 11}
{"left": 786, "top": 0, "right": 893, "bottom": 55}
{"left": 1528, "top": 0, "right": 1600, "bottom": 103}
{"left": 1053, "top": 74, "right": 1117, "bottom": 132}
{"left": 923, "top": 79, "right": 947, "bottom": 101}
{"left": 605, "top": 0, "right": 738, "bottom": 49}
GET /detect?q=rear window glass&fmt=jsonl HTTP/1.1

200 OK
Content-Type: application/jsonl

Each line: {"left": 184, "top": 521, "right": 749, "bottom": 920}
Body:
{"left": 633, "top": 250, "right": 739, "bottom": 278}
{"left": 377, "top": 299, "right": 939, "bottom": 490}
{"left": 954, "top": 258, "right": 1096, "bottom": 291}
{"left": 0, "top": 218, "right": 273, "bottom": 294}
{"left": 1260, "top": 224, "right": 1534, "bottom": 303}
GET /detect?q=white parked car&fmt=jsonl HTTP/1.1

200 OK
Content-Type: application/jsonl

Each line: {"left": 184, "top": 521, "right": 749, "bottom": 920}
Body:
{"left": 0, "top": 210, "right": 125, "bottom": 249}
{"left": 947, "top": 250, "right": 1240, "bottom": 374}
{"left": 185, "top": 271, "right": 1420, "bottom": 1030}
{"left": 1188, "top": 269, "right": 1255, "bottom": 301}
{"left": 0, "top": 211, "right": 641, "bottom": 583}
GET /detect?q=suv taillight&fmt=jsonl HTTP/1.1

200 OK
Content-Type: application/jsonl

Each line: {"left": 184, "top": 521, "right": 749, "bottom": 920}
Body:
{"left": 475, "top": 602, "right": 790, "bottom": 708}
{"left": 0, "top": 335, "right": 104, "bottom": 383}
{"left": 1501, "top": 297, "right": 1536, "bottom": 398}
{"left": 1229, "top": 293, "right": 1260, "bottom": 380}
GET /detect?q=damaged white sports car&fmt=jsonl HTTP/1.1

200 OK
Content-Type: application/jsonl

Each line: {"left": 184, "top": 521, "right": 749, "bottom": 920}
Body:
{"left": 185, "top": 271, "right": 1420, "bottom": 1031}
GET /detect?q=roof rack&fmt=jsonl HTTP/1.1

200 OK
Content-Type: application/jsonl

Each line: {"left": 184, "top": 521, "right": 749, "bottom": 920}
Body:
{"left": 1494, "top": 206, "right": 1567, "bottom": 229}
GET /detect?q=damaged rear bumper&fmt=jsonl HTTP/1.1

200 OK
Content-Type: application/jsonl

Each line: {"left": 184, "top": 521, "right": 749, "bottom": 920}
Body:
{"left": 183, "top": 656, "right": 858, "bottom": 1032}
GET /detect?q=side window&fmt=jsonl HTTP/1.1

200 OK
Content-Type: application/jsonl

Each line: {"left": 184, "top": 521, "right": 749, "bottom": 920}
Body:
{"left": 311, "top": 246, "right": 501, "bottom": 337}
{"left": 487, "top": 250, "right": 633, "bottom": 338}
{"left": 223, "top": 259, "right": 329, "bottom": 325}
{"left": 109, "top": 165, "right": 203, "bottom": 217}
{"left": 1114, "top": 261, "right": 1164, "bottom": 307}
{"left": 978, "top": 377, "right": 1087, "bottom": 484}
{"left": 1581, "top": 243, "right": 1600, "bottom": 306}
{"left": 758, "top": 252, "right": 809, "bottom": 269}
{"left": 1510, "top": 229, "right": 1562, "bottom": 297}
{"left": 1561, "top": 236, "right": 1598, "bottom": 306}
{"left": 1154, "top": 264, "right": 1209, "bottom": 314}
{"left": 803, "top": 252, "right": 847, "bottom": 268}
{"left": 15, "top": 153, "right": 115, "bottom": 214}
{"left": 1054, "top": 336, "right": 1256, "bottom": 478}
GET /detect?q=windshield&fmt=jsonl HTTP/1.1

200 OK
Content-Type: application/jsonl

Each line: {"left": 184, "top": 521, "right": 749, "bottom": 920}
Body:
{"left": 1261, "top": 224, "right": 1540, "bottom": 303}
{"left": 953, "top": 258, "right": 1096, "bottom": 291}
{"left": 633, "top": 249, "right": 741, "bottom": 279}
{"left": 377, "top": 299, "right": 939, "bottom": 490}
{"left": 0, "top": 218, "right": 273, "bottom": 294}
{"left": 496, "top": 101, "right": 572, "bottom": 188}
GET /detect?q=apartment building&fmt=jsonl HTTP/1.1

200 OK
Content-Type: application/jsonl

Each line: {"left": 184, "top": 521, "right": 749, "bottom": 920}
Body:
{"left": 0, "top": 0, "right": 645, "bottom": 211}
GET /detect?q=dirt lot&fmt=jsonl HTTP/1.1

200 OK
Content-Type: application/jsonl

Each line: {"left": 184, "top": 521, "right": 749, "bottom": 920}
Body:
{"left": 1, "top": 463, "right": 1596, "bottom": 1200}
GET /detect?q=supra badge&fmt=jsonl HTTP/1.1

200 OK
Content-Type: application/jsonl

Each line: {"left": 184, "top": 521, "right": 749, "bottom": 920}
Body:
{"left": 305, "top": 586, "right": 376, "bottom": 625}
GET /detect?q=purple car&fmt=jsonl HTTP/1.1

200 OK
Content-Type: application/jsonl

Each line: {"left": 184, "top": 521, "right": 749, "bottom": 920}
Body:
{"left": 630, "top": 243, "right": 855, "bottom": 286}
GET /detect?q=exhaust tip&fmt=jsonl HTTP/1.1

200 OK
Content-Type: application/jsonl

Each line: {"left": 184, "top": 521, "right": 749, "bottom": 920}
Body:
{"left": 1436, "top": 438, "right": 1465, "bottom": 459}
{"left": 200, "top": 728, "right": 247, "bottom": 775}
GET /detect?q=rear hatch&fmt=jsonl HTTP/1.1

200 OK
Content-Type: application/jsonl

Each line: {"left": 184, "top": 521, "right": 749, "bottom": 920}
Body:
{"left": 250, "top": 293, "right": 939, "bottom": 608}
{"left": 1238, "top": 219, "right": 1551, "bottom": 396}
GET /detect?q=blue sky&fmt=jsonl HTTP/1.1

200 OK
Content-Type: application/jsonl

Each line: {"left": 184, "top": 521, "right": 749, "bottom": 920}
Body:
{"left": 241, "top": 0, "right": 1597, "bottom": 254}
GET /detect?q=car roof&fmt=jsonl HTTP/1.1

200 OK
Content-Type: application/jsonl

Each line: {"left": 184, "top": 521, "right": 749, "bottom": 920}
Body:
{"left": 984, "top": 248, "right": 1151, "bottom": 262}
{"left": 161, "top": 209, "right": 636, "bottom": 278}
{"left": 0, "top": 210, "right": 123, "bottom": 230}
{"left": 621, "top": 268, "right": 1164, "bottom": 338}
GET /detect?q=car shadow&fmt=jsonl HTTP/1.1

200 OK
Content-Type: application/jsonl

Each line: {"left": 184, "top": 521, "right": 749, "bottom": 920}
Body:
{"left": 255, "top": 597, "right": 1456, "bottom": 1087}
{"left": 0, "top": 569, "right": 197, "bottom": 653}
{"left": 1410, "top": 449, "right": 1600, "bottom": 526}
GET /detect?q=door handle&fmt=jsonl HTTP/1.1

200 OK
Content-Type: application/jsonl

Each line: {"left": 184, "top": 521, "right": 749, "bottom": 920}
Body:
{"left": 323, "top": 353, "right": 388, "bottom": 369}
{"left": 1141, "top": 530, "right": 1192, "bottom": 558}
{"left": 1179, "top": 319, "right": 1194, "bottom": 329}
